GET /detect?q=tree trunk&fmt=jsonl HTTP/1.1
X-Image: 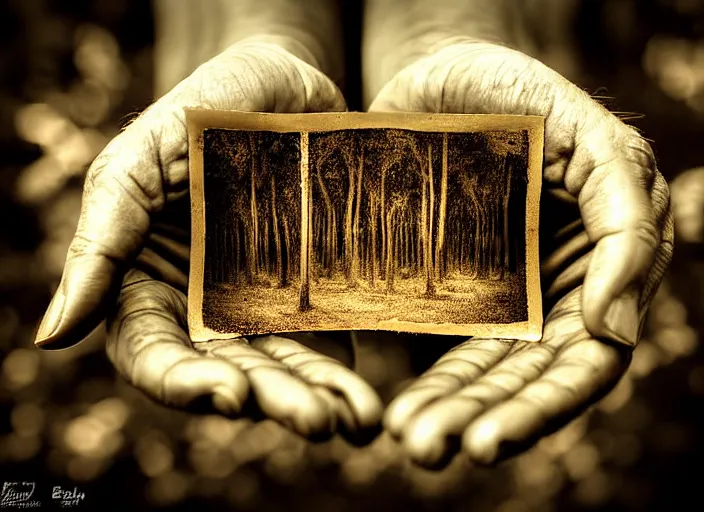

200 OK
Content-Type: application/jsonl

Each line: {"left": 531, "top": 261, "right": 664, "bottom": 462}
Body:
{"left": 380, "top": 167, "right": 386, "bottom": 280}
{"left": 249, "top": 134, "right": 259, "bottom": 274}
{"left": 244, "top": 218, "right": 254, "bottom": 285}
{"left": 263, "top": 205, "right": 270, "bottom": 275}
{"left": 436, "top": 133, "right": 448, "bottom": 281}
{"left": 351, "top": 150, "right": 364, "bottom": 284}
{"left": 370, "top": 196, "right": 377, "bottom": 288}
{"left": 417, "top": 214, "right": 423, "bottom": 276}
{"left": 344, "top": 154, "right": 355, "bottom": 281}
{"left": 425, "top": 147, "right": 436, "bottom": 297}
{"left": 460, "top": 218, "right": 465, "bottom": 274}
{"left": 331, "top": 209, "right": 337, "bottom": 275}
{"left": 421, "top": 175, "right": 430, "bottom": 295}
{"left": 392, "top": 214, "right": 401, "bottom": 268}
{"left": 282, "top": 215, "right": 291, "bottom": 285}
{"left": 235, "top": 219, "right": 240, "bottom": 280}
{"left": 385, "top": 208, "right": 395, "bottom": 293}
{"left": 428, "top": 144, "right": 435, "bottom": 267}
{"left": 271, "top": 175, "right": 284, "bottom": 287}
{"left": 315, "top": 170, "right": 334, "bottom": 276}
{"left": 225, "top": 221, "right": 233, "bottom": 281}
{"left": 475, "top": 192, "right": 486, "bottom": 279}
{"left": 467, "top": 181, "right": 481, "bottom": 279}
{"left": 503, "top": 160, "right": 511, "bottom": 279}
{"left": 299, "top": 132, "right": 311, "bottom": 311}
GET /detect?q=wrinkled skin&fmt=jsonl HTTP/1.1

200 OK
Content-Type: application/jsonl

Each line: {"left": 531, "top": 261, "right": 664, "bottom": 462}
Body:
{"left": 36, "top": 38, "right": 673, "bottom": 465}
{"left": 370, "top": 41, "right": 673, "bottom": 468}
{"left": 34, "top": 42, "right": 383, "bottom": 444}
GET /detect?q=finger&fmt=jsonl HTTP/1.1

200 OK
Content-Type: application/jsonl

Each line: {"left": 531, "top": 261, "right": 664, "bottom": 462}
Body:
{"left": 252, "top": 335, "right": 384, "bottom": 443}
{"left": 384, "top": 339, "right": 514, "bottom": 439}
{"left": 542, "top": 172, "right": 671, "bottom": 308}
{"left": 197, "top": 338, "right": 334, "bottom": 439}
{"left": 35, "top": 44, "right": 346, "bottom": 349}
{"left": 398, "top": 288, "right": 621, "bottom": 469}
{"left": 309, "top": 386, "right": 373, "bottom": 445}
{"left": 107, "top": 271, "right": 249, "bottom": 416}
{"left": 461, "top": 292, "right": 628, "bottom": 466}
{"left": 574, "top": 130, "right": 664, "bottom": 346}
{"left": 400, "top": 343, "right": 553, "bottom": 469}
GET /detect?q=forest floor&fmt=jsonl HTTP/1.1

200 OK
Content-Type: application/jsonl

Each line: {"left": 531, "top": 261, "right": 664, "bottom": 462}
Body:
{"left": 203, "top": 270, "right": 528, "bottom": 335}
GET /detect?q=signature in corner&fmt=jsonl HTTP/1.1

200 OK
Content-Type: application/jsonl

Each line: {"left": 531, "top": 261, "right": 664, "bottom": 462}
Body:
{"left": 52, "top": 486, "right": 86, "bottom": 508}
{"left": 0, "top": 482, "right": 40, "bottom": 508}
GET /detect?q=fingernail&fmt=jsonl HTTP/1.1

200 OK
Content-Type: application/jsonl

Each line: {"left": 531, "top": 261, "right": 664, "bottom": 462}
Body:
{"left": 212, "top": 385, "right": 242, "bottom": 416}
{"left": 603, "top": 290, "right": 640, "bottom": 347}
{"left": 34, "top": 290, "right": 66, "bottom": 347}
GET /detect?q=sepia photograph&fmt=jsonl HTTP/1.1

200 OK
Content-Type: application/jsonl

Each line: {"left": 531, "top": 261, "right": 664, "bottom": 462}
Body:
{"left": 187, "top": 111, "right": 543, "bottom": 341}
{"left": 3, "top": 1, "right": 703, "bottom": 511}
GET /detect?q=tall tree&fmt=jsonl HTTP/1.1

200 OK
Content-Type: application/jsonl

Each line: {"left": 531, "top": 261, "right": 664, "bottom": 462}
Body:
{"left": 299, "top": 132, "right": 311, "bottom": 311}
{"left": 248, "top": 133, "right": 259, "bottom": 275}
{"left": 315, "top": 169, "right": 334, "bottom": 277}
{"left": 369, "top": 195, "right": 377, "bottom": 288}
{"left": 380, "top": 160, "right": 386, "bottom": 280}
{"left": 425, "top": 144, "right": 436, "bottom": 297}
{"left": 385, "top": 205, "right": 397, "bottom": 293}
{"left": 351, "top": 147, "right": 364, "bottom": 283}
{"left": 282, "top": 214, "right": 292, "bottom": 282}
{"left": 271, "top": 175, "right": 284, "bottom": 287}
{"left": 435, "top": 133, "right": 448, "bottom": 281}
{"left": 343, "top": 146, "right": 356, "bottom": 282}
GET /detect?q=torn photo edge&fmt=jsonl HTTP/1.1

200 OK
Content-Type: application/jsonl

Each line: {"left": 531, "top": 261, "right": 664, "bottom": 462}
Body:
{"left": 186, "top": 109, "right": 544, "bottom": 343}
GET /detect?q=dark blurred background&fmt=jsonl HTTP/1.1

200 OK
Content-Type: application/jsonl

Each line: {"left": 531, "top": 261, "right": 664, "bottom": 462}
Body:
{"left": 1, "top": 0, "right": 703, "bottom": 510}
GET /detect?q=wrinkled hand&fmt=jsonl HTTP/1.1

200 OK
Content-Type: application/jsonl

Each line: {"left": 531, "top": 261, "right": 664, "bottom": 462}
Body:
{"left": 35, "top": 41, "right": 382, "bottom": 443}
{"left": 371, "top": 41, "right": 673, "bottom": 467}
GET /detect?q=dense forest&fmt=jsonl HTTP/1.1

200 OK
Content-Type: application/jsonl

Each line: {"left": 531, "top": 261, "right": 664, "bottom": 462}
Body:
{"left": 304, "top": 129, "right": 529, "bottom": 298}
{"left": 202, "top": 129, "right": 302, "bottom": 290}
{"left": 202, "top": 127, "right": 529, "bottom": 331}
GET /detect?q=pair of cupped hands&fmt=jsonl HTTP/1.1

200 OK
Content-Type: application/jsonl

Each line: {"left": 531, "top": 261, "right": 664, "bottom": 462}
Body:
{"left": 35, "top": 38, "right": 672, "bottom": 468}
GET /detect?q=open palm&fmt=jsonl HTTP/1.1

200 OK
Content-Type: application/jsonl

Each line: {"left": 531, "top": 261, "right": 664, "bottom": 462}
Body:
{"left": 36, "top": 41, "right": 382, "bottom": 443}
{"left": 371, "top": 41, "right": 673, "bottom": 467}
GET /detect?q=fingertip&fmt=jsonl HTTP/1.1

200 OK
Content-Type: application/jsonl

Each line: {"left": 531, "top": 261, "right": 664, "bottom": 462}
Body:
{"left": 383, "top": 398, "right": 415, "bottom": 439}
{"left": 316, "top": 390, "right": 381, "bottom": 446}
{"left": 403, "top": 415, "right": 455, "bottom": 470}
{"left": 248, "top": 367, "right": 334, "bottom": 439}
{"left": 291, "top": 393, "right": 335, "bottom": 439}
{"left": 462, "top": 418, "right": 502, "bottom": 466}
{"left": 351, "top": 391, "right": 384, "bottom": 433}
{"left": 36, "top": 256, "right": 121, "bottom": 351}
{"left": 34, "top": 312, "right": 104, "bottom": 351}
{"left": 212, "top": 385, "right": 245, "bottom": 417}
{"left": 582, "top": 234, "right": 653, "bottom": 346}
{"left": 383, "top": 388, "right": 443, "bottom": 438}
{"left": 162, "top": 358, "right": 250, "bottom": 415}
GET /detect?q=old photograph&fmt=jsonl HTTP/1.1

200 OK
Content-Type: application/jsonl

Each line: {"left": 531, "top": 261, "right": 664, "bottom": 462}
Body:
{"left": 188, "top": 111, "right": 543, "bottom": 341}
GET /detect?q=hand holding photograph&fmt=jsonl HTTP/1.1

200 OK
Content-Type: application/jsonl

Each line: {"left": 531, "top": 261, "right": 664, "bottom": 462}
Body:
{"left": 187, "top": 111, "right": 544, "bottom": 341}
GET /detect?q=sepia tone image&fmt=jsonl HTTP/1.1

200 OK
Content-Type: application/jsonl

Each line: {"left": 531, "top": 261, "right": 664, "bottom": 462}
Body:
{"left": 188, "top": 111, "right": 543, "bottom": 340}
{"left": 3, "top": 2, "right": 701, "bottom": 511}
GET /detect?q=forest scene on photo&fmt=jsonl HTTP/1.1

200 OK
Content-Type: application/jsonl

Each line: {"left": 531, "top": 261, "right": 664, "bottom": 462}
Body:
{"left": 201, "top": 127, "right": 531, "bottom": 335}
